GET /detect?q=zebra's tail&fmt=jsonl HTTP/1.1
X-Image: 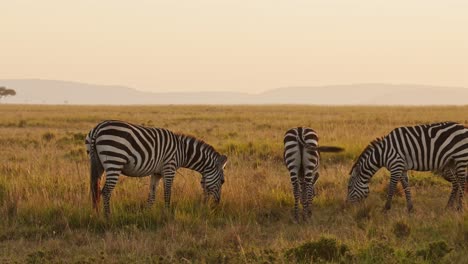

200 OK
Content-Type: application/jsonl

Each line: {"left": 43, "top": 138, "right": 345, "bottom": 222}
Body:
{"left": 297, "top": 134, "right": 344, "bottom": 152}
{"left": 86, "top": 133, "right": 103, "bottom": 213}
{"left": 317, "top": 146, "right": 345, "bottom": 153}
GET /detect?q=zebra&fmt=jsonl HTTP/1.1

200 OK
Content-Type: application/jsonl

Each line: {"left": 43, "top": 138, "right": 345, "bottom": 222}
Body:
{"left": 284, "top": 127, "right": 344, "bottom": 221}
{"left": 347, "top": 122, "right": 468, "bottom": 211}
{"left": 85, "top": 120, "right": 228, "bottom": 217}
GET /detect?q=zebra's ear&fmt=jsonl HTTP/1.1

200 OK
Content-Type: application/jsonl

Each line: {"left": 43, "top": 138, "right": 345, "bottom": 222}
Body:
{"left": 218, "top": 154, "right": 228, "bottom": 168}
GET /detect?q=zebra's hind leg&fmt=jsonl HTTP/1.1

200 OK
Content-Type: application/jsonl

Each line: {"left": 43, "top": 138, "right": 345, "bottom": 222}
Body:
{"left": 303, "top": 180, "right": 315, "bottom": 220}
{"left": 302, "top": 171, "right": 318, "bottom": 220}
{"left": 101, "top": 168, "right": 122, "bottom": 218}
{"left": 147, "top": 173, "right": 163, "bottom": 209}
{"left": 456, "top": 161, "right": 468, "bottom": 211}
{"left": 287, "top": 164, "right": 302, "bottom": 222}
{"left": 400, "top": 172, "right": 413, "bottom": 213}
{"left": 456, "top": 179, "right": 465, "bottom": 211}
{"left": 447, "top": 182, "right": 458, "bottom": 209}
{"left": 292, "top": 180, "right": 301, "bottom": 222}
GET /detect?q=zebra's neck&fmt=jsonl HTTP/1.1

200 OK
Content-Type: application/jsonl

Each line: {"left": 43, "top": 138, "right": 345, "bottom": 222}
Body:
{"left": 177, "top": 134, "right": 218, "bottom": 173}
{"left": 363, "top": 146, "right": 383, "bottom": 176}
{"left": 356, "top": 139, "right": 385, "bottom": 180}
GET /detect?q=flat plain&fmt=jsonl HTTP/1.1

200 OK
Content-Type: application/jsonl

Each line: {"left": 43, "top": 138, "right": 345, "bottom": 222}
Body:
{"left": 0, "top": 105, "right": 467, "bottom": 263}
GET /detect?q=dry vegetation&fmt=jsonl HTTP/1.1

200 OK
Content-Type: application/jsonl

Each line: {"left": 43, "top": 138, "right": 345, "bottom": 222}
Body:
{"left": 0, "top": 105, "right": 467, "bottom": 263}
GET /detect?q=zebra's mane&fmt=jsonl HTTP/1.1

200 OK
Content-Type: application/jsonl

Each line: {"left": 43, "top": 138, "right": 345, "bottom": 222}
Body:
{"left": 349, "top": 137, "right": 384, "bottom": 174}
{"left": 176, "top": 133, "right": 219, "bottom": 155}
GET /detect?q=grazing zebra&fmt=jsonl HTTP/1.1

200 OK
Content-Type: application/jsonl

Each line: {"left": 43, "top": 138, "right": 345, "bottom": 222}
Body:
{"left": 284, "top": 127, "right": 344, "bottom": 221}
{"left": 347, "top": 122, "right": 468, "bottom": 211}
{"left": 85, "top": 120, "right": 228, "bottom": 217}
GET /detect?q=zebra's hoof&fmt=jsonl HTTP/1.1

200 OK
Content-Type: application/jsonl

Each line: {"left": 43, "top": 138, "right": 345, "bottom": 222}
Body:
{"left": 382, "top": 204, "right": 391, "bottom": 212}
{"left": 407, "top": 206, "right": 414, "bottom": 214}
{"left": 292, "top": 215, "right": 300, "bottom": 224}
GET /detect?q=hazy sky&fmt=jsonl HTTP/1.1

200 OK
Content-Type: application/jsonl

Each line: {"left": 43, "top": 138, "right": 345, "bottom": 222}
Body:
{"left": 1, "top": 0, "right": 467, "bottom": 93}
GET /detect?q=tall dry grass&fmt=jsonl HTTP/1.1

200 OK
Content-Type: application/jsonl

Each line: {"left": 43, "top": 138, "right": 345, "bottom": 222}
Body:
{"left": 0, "top": 105, "right": 467, "bottom": 263}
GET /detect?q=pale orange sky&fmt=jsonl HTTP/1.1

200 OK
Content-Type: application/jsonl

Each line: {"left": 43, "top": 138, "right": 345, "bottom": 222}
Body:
{"left": 1, "top": 0, "right": 467, "bottom": 93}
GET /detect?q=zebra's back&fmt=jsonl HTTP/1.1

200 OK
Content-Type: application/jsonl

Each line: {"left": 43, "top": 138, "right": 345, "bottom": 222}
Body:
{"left": 86, "top": 120, "right": 178, "bottom": 177}
{"left": 386, "top": 122, "right": 468, "bottom": 171}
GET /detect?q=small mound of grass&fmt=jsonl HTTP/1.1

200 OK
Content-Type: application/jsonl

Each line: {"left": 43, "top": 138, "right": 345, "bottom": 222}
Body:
{"left": 355, "top": 205, "right": 371, "bottom": 222}
{"left": 285, "top": 236, "right": 349, "bottom": 263}
{"left": 41, "top": 132, "right": 55, "bottom": 142}
{"left": 392, "top": 221, "right": 411, "bottom": 239}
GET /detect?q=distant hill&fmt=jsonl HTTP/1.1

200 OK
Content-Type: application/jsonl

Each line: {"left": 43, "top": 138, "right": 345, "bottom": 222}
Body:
{"left": 1, "top": 79, "right": 467, "bottom": 105}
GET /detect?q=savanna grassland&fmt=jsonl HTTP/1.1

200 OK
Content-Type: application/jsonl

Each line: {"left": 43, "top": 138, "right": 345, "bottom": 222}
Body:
{"left": 0, "top": 105, "right": 467, "bottom": 263}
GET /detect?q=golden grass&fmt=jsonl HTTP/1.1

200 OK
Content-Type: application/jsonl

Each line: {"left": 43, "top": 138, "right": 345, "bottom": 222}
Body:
{"left": 0, "top": 104, "right": 467, "bottom": 263}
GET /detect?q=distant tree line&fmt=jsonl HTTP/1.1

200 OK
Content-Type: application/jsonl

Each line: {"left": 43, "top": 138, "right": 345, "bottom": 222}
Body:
{"left": 0, "top": 86, "right": 16, "bottom": 101}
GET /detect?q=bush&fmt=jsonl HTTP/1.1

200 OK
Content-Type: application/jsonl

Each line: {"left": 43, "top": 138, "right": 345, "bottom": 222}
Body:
{"left": 17, "top": 119, "right": 27, "bottom": 128}
{"left": 416, "top": 241, "right": 452, "bottom": 263}
{"left": 358, "top": 242, "right": 395, "bottom": 263}
{"left": 393, "top": 221, "right": 411, "bottom": 239}
{"left": 285, "top": 237, "right": 349, "bottom": 263}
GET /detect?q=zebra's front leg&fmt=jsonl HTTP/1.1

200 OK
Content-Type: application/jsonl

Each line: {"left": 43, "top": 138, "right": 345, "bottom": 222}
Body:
{"left": 200, "top": 177, "right": 209, "bottom": 203}
{"left": 384, "top": 169, "right": 403, "bottom": 211}
{"left": 147, "top": 173, "right": 162, "bottom": 209}
{"left": 162, "top": 167, "right": 176, "bottom": 209}
{"left": 400, "top": 172, "right": 413, "bottom": 213}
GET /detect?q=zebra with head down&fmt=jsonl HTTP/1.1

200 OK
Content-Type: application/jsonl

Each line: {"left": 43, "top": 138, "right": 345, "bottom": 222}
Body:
{"left": 284, "top": 127, "right": 344, "bottom": 221}
{"left": 347, "top": 122, "right": 468, "bottom": 211}
{"left": 85, "top": 120, "right": 228, "bottom": 217}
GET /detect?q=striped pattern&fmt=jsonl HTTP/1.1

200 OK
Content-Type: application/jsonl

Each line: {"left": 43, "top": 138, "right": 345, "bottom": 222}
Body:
{"left": 284, "top": 127, "right": 343, "bottom": 221}
{"left": 347, "top": 122, "right": 468, "bottom": 211}
{"left": 85, "top": 120, "right": 227, "bottom": 216}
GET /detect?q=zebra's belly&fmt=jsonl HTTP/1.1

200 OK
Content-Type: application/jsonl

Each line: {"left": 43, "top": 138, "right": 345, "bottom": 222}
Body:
{"left": 121, "top": 160, "right": 164, "bottom": 177}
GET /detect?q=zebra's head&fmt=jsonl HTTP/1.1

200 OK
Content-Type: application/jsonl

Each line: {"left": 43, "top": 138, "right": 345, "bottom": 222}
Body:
{"left": 347, "top": 138, "right": 384, "bottom": 202}
{"left": 201, "top": 154, "right": 228, "bottom": 204}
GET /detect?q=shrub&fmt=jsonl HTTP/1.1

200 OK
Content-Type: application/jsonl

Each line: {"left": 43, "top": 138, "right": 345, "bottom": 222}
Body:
{"left": 72, "top": 132, "right": 86, "bottom": 142}
{"left": 416, "top": 240, "right": 452, "bottom": 263}
{"left": 355, "top": 206, "right": 371, "bottom": 222}
{"left": 42, "top": 132, "right": 55, "bottom": 142}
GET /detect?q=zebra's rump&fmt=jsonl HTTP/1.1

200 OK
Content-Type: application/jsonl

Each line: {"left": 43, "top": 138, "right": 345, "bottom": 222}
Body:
{"left": 283, "top": 127, "right": 320, "bottom": 172}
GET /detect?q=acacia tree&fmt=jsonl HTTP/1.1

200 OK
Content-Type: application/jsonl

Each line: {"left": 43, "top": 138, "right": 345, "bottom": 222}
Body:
{"left": 0, "top": 87, "right": 16, "bottom": 101}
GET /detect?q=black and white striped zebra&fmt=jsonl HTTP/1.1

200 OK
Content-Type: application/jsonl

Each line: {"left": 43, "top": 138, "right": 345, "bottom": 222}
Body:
{"left": 85, "top": 120, "right": 228, "bottom": 216}
{"left": 347, "top": 122, "right": 468, "bottom": 211}
{"left": 284, "top": 127, "right": 344, "bottom": 221}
